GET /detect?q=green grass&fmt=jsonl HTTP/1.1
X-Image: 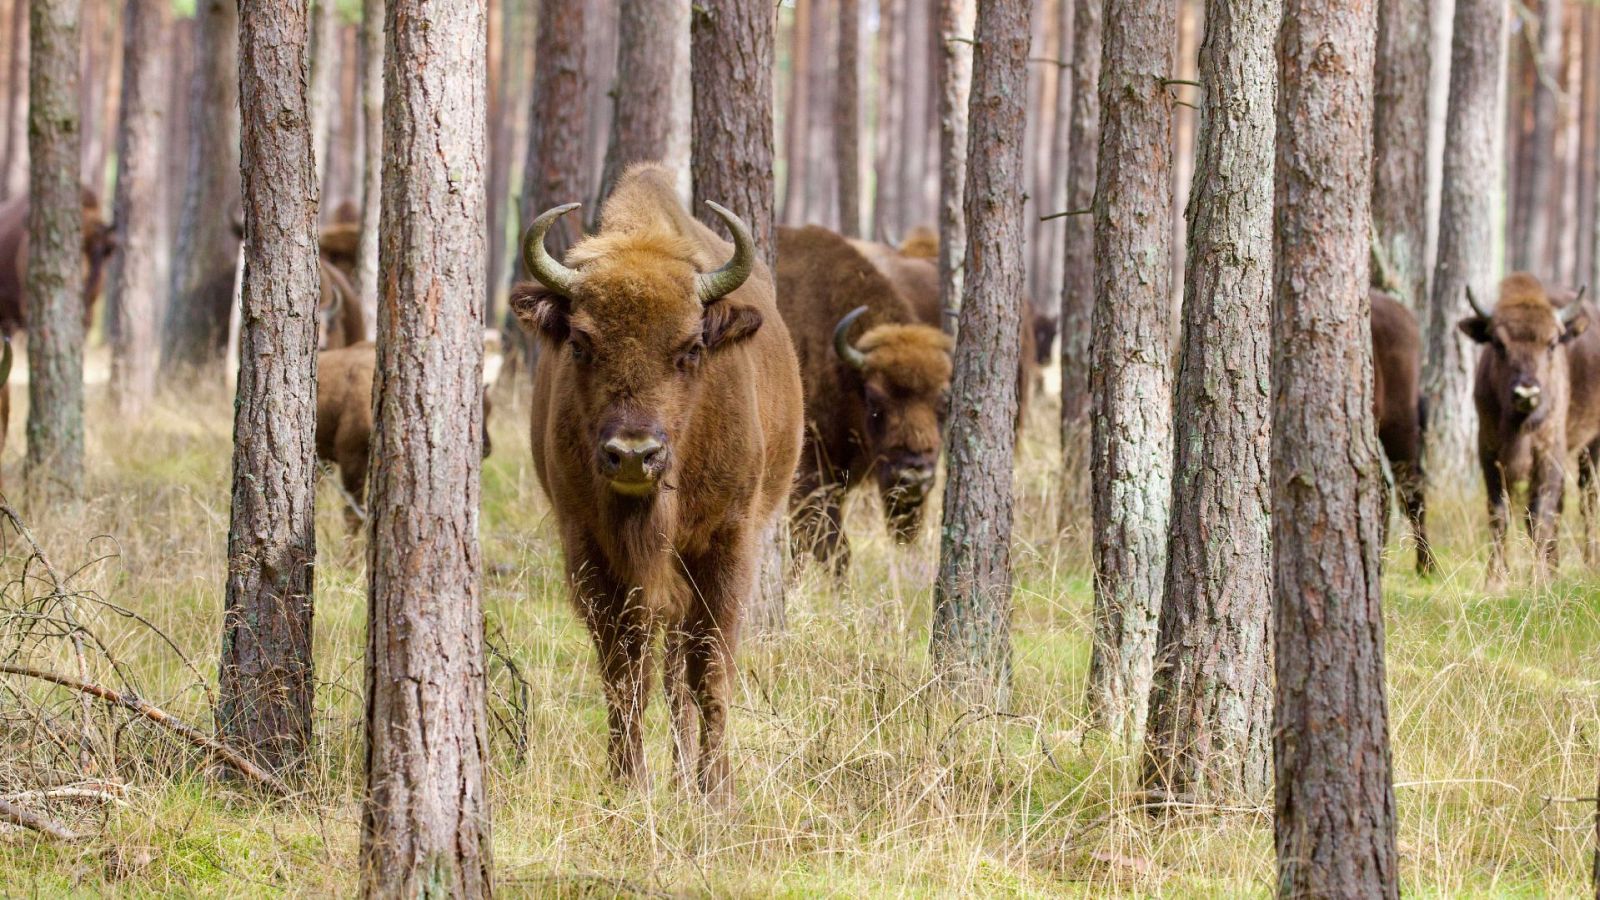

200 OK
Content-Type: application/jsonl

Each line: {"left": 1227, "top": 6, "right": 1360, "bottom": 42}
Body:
{"left": 0, "top": 369, "right": 1595, "bottom": 898}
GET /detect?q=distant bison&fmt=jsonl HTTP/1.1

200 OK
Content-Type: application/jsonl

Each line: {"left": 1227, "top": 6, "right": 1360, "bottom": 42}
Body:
{"left": 0, "top": 188, "right": 117, "bottom": 335}
{"left": 777, "top": 224, "right": 953, "bottom": 573}
{"left": 1460, "top": 273, "right": 1600, "bottom": 584}
{"left": 1370, "top": 289, "right": 1432, "bottom": 574}
{"left": 512, "top": 164, "right": 803, "bottom": 802}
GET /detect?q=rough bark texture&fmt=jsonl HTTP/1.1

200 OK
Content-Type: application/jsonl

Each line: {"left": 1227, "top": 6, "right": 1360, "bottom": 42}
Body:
{"left": 781, "top": 0, "right": 812, "bottom": 225}
{"left": 219, "top": 0, "right": 320, "bottom": 776}
{"left": 307, "top": 0, "right": 336, "bottom": 188}
{"left": 357, "top": 0, "right": 382, "bottom": 325}
{"left": 1142, "top": 0, "right": 1275, "bottom": 805}
{"left": 162, "top": 0, "right": 241, "bottom": 372}
{"left": 873, "top": 0, "right": 904, "bottom": 240}
{"left": 23, "top": 0, "right": 83, "bottom": 493}
{"left": 108, "top": 0, "right": 165, "bottom": 419}
{"left": 898, "top": 0, "right": 935, "bottom": 230}
{"left": 599, "top": 0, "right": 679, "bottom": 209}
{"left": 930, "top": 0, "right": 1028, "bottom": 703}
{"left": 515, "top": 0, "right": 585, "bottom": 271}
{"left": 834, "top": 0, "right": 861, "bottom": 237}
{"left": 1057, "top": 0, "right": 1099, "bottom": 432}
{"left": 1516, "top": 0, "right": 1562, "bottom": 274}
{"left": 1085, "top": 0, "right": 1175, "bottom": 744}
{"left": 1371, "top": 0, "right": 1430, "bottom": 312}
{"left": 1426, "top": 0, "right": 1505, "bottom": 482}
{"left": 935, "top": 0, "right": 973, "bottom": 334}
{"left": 360, "top": 0, "right": 491, "bottom": 894}
{"left": 1274, "top": 0, "right": 1400, "bottom": 893}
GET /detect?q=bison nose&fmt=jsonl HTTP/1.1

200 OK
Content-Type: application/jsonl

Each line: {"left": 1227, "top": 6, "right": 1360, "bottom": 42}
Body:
{"left": 1512, "top": 382, "right": 1542, "bottom": 411}
{"left": 600, "top": 433, "right": 666, "bottom": 482}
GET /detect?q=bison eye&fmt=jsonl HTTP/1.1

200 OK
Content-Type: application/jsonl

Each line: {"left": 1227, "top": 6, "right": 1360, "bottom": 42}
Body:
{"left": 676, "top": 343, "right": 704, "bottom": 373}
{"left": 568, "top": 339, "right": 591, "bottom": 364}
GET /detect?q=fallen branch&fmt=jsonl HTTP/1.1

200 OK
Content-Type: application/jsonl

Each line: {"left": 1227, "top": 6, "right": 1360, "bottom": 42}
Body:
{"left": 0, "top": 796, "right": 84, "bottom": 841}
{"left": 3, "top": 786, "right": 129, "bottom": 807}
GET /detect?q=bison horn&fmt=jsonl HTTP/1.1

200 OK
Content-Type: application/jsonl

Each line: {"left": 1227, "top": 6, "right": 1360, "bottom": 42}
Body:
{"left": 0, "top": 336, "right": 10, "bottom": 387}
{"left": 522, "top": 202, "right": 582, "bottom": 297}
{"left": 696, "top": 202, "right": 756, "bottom": 305}
{"left": 833, "top": 306, "right": 870, "bottom": 371}
{"left": 1465, "top": 285, "right": 1490, "bottom": 319}
{"left": 1562, "top": 285, "right": 1588, "bottom": 325}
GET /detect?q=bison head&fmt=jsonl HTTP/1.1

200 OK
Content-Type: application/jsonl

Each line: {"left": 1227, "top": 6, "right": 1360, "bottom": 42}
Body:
{"left": 834, "top": 306, "right": 953, "bottom": 542}
{"left": 79, "top": 191, "right": 117, "bottom": 326}
{"left": 512, "top": 201, "right": 764, "bottom": 499}
{"left": 1459, "top": 273, "right": 1588, "bottom": 422}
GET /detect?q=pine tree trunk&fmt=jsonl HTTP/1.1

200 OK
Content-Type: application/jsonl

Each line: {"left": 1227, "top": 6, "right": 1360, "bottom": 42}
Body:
{"left": 1274, "top": 0, "right": 1399, "bottom": 891}
{"left": 1038, "top": 0, "right": 1071, "bottom": 340}
{"left": 1057, "top": 0, "right": 1099, "bottom": 433}
{"left": 599, "top": 0, "right": 679, "bottom": 208}
{"left": 357, "top": 0, "right": 382, "bottom": 324}
{"left": 219, "top": 0, "right": 319, "bottom": 775}
{"left": 935, "top": 0, "right": 973, "bottom": 334}
{"left": 1165, "top": 0, "right": 1198, "bottom": 325}
{"left": 75, "top": 0, "right": 106, "bottom": 194}
{"left": 307, "top": 0, "right": 336, "bottom": 192}
{"left": 583, "top": 0, "right": 619, "bottom": 207}
{"left": 1372, "top": 0, "right": 1430, "bottom": 310}
{"left": 1423, "top": 0, "right": 1454, "bottom": 285}
{"left": 360, "top": 0, "right": 491, "bottom": 893}
{"left": 159, "top": 16, "right": 194, "bottom": 304}
{"left": 899, "top": 4, "right": 933, "bottom": 230}
{"left": 1426, "top": 0, "right": 1505, "bottom": 482}
{"left": 1577, "top": 6, "right": 1598, "bottom": 288}
{"left": 1142, "top": 0, "right": 1274, "bottom": 805}
{"left": 834, "top": 0, "right": 860, "bottom": 237}
{"left": 0, "top": 0, "right": 24, "bottom": 199}
{"left": 800, "top": 0, "right": 837, "bottom": 227}
{"left": 162, "top": 0, "right": 240, "bottom": 373}
{"left": 781, "top": 0, "right": 811, "bottom": 225}
{"left": 108, "top": 0, "right": 166, "bottom": 419}
{"left": 24, "top": 0, "right": 83, "bottom": 495}
{"left": 930, "top": 0, "right": 1029, "bottom": 703}
{"left": 873, "top": 0, "right": 904, "bottom": 240}
{"left": 515, "top": 0, "right": 585, "bottom": 268}
{"left": 1517, "top": 0, "right": 1561, "bottom": 275}
{"left": 1085, "top": 0, "right": 1175, "bottom": 745}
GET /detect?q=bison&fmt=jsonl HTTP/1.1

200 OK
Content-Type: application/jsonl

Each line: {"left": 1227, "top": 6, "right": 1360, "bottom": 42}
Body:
{"left": 0, "top": 188, "right": 117, "bottom": 335}
{"left": 1370, "top": 288, "right": 1432, "bottom": 574}
{"left": 777, "top": 224, "right": 953, "bottom": 573}
{"left": 511, "top": 164, "right": 803, "bottom": 801}
{"left": 1460, "top": 273, "right": 1600, "bottom": 585}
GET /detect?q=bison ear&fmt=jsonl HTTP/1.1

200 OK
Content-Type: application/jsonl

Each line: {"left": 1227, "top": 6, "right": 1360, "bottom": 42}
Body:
{"left": 1563, "top": 309, "right": 1590, "bottom": 343}
{"left": 702, "top": 302, "right": 763, "bottom": 351}
{"left": 1458, "top": 316, "right": 1493, "bottom": 344}
{"left": 509, "top": 281, "right": 570, "bottom": 343}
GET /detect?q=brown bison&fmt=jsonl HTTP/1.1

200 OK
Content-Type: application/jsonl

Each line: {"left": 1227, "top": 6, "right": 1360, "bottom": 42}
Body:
{"left": 1460, "top": 273, "right": 1600, "bottom": 584}
{"left": 777, "top": 225, "right": 953, "bottom": 573}
{"left": 511, "top": 164, "right": 803, "bottom": 801}
{"left": 1370, "top": 289, "right": 1432, "bottom": 574}
{"left": 314, "top": 257, "right": 364, "bottom": 349}
{"left": 0, "top": 188, "right": 117, "bottom": 335}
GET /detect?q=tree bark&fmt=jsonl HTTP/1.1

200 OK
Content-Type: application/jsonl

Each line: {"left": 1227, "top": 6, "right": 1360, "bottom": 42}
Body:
{"left": 162, "top": 0, "right": 241, "bottom": 373}
{"left": 1273, "top": 0, "right": 1399, "bottom": 892}
{"left": 0, "top": 0, "right": 24, "bottom": 198}
{"left": 1037, "top": 0, "right": 1071, "bottom": 340}
{"left": 899, "top": 2, "right": 934, "bottom": 230}
{"left": 514, "top": 0, "right": 585, "bottom": 271}
{"left": 936, "top": 0, "right": 974, "bottom": 334}
{"left": 108, "top": 0, "right": 167, "bottom": 419}
{"left": 1142, "top": 0, "right": 1274, "bottom": 806}
{"left": 219, "top": 0, "right": 320, "bottom": 776}
{"left": 1516, "top": 0, "right": 1562, "bottom": 275}
{"left": 360, "top": 0, "right": 491, "bottom": 894}
{"left": 781, "top": 0, "right": 811, "bottom": 225}
{"left": 1056, "top": 0, "right": 1099, "bottom": 433}
{"left": 307, "top": 0, "right": 337, "bottom": 193}
{"left": 1372, "top": 0, "right": 1430, "bottom": 311}
{"left": 583, "top": 0, "right": 619, "bottom": 208}
{"left": 357, "top": 0, "right": 382, "bottom": 326}
{"left": 834, "top": 0, "right": 861, "bottom": 237}
{"left": 598, "top": 0, "right": 680, "bottom": 209}
{"left": 1085, "top": 0, "right": 1175, "bottom": 745}
{"left": 1426, "top": 0, "right": 1505, "bottom": 482}
{"left": 930, "top": 0, "right": 1029, "bottom": 703}
{"left": 872, "top": 0, "right": 905, "bottom": 240}
{"left": 23, "top": 0, "right": 83, "bottom": 494}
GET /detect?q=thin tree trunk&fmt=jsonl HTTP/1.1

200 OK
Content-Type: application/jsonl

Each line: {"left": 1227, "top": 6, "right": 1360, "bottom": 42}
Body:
{"left": 935, "top": 0, "right": 974, "bottom": 333}
{"left": 873, "top": 0, "right": 905, "bottom": 240}
{"left": 1086, "top": 0, "right": 1175, "bottom": 745}
{"left": 1038, "top": 0, "right": 1071, "bottom": 340}
{"left": 1371, "top": 0, "right": 1431, "bottom": 312}
{"left": 930, "top": 0, "right": 1029, "bottom": 703}
{"left": 357, "top": 0, "right": 382, "bottom": 325}
{"left": 108, "top": 0, "right": 166, "bottom": 419}
{"left": 1142, "top": 0, "right": 1274, "bottom": 806}
{"left": 76, "top": 0, "right": 104, "bottom": 192}
{"left": 1057, "top": 0, "right": 1099, "bottom": 434}
{"left": 598, "top": 0, "right": 679, "bottom": 209}
{"left": 664, "top": 0, "right": 691, "bottom": 200}
{"left": 835, "top": 0, "right": 861, "bottom": 237}
{"left": 1518, "top": 0, "right": 1561, "bottom": 275}
{"left": 1423, "top": 0, "right": 1454, "bottom": 289}
{"left": 162, "top": 0, "right": 240, "bottom": 373}
{"left": 24, "top": 0, "right": 83, "bottom": 495}
{"left": 219, "top": 0, "right": 319, "bottom": 775}
{"left": 899, "top": 2, "right": 933, "bottom": 231}
{"left": 158, "top": 16, "right": 194, "bottom": 324}
{"left": 360, "top": 0, "right": 491, "bottom": 893}
{"left": 782, "top": 0, "right": 811, "bottom": 225}
{"left": 1577, "top": 5, "right": 1598, "bottom": 289}
{"left": 800, "top": 0, "right": 837, "bottom": 227}
{"left": 1426, "top": 0, "right": 1505, "bottom": 482}
{"left": 1, "top": 0, "right": 26, "bottom": 199}
{"left": 1273, "top": 0, "right": 1399, "bottom": 891}
{"left": 307, "top": 0, "right": 337, "bottom": 195}
{"left": 514, "top": 0, "right": 585, "bottom": 271}
{"left": 584, "top": 0, "right": 619, "bottom": 207}
{"left": 485, "top": 0, "right": 523, "bottom": 319}
{"left": 1166, "top": 0, "right": 1198, "bottom": 326}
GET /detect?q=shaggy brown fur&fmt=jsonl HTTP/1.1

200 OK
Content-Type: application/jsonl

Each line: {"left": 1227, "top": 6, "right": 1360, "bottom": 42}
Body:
{"left": 898, "top": 226, "right": 938, "bottom": 260}
{"left": 0, "top": 188, "right": 117, "bottom": 335}
{"left": 512, "top": 164, "right": 804, "bottom": 802}
{"left": 1460, "top": 272, "right": 1600, "bottom": 584}
{"left": 318, "top": 222, "right": 360, "bottom": 283}
{"left": 1370, "top": 289, "right": 1432, "bottom": 574}
{"left": 779, "top": 225, "right": 954, "bottom": 573}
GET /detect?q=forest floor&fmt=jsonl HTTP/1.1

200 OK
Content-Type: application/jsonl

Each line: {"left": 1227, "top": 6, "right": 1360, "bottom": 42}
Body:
{"left": 0, "top": 362, "right": 1595, "bottom": 897}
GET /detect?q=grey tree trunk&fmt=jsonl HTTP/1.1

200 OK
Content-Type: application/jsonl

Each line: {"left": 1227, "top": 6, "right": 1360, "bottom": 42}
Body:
{"left": 1426, "top": 0, "right": 1505, "bottom": 482}
{"left": 935, "top": 0, "right": 973, "bottom": 333}
{"left": 1274, "top": 0, "right": 1399, "bottom": 892}
{"left": 598, "top": 0, "right": 679, "bottom": 209}
{"left": 357, "top": 0, "right": 382, "bottom": 325}
{"left": 1086, "top": 0, "right": 1175, "bottom": 745}
{"left": 162, "top": 0, "right": 240, "bottom": 373}
{"left": 108, "top": 0, "right": 167, "bottom": 419}
{"left": 835, "top": 0, "right": 860, "bottom": 237}
{"left": 582, "top": 0, "right": 619, "bottom": 207}
{"left": 781, "top": 0, "right": 811, "bottom": 225}
{"left": 0, "top": 0, "right": 25, "bottom": 198}
{"left": 1516, "top": 0, "right": 1562, "bottom": 274}
{"left": 307, "top": 0, "right": 336, "bottom": 190}
{"left": 872, "top": 0, "right": 904, "bottom": 240}
{"left": 219, "top": 0, "right": 320, "bottom": 776}
{"left": 1142, "top": 0, "right": 1275, "bottom": 806}
{"left": 360, "top": 0, "right": 491, "bottom": 894}
{"left": 1057, "top": 0, "right": 1099, "bottom": 434}
{"left": 23, "top": 0, "right": 83, "bottom": 495}
{"left": 930, "top": 0, "right": 1029, "bottom": 703}
{"left": 1372, "top": 0, "right": 1430, "bottom": 311}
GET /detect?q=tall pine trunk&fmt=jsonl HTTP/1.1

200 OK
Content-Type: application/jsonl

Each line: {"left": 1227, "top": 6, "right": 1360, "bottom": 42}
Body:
{"left": 360, "top": 0, "right": 491, "bottom": 893}
{"left": 935, "top": 0, "right": 973, "bottom": 333}
{"left": 1056, "top": 0, "right": 1099, "bottom": 436}
{"left": 930, "top": 0, "right": 1029, "bottom": 702}
{"left": 515, "top": 0, "right": 585, "bottom": 273}
{"left": 219, "top": 0, "right": 320, "bottom": 775}
{"left": 598, "top": 0, "right": 680, "bottom": 209}
{"left": 1086, "top": 0, "right": 1175, "bottom": 744}
{"left": 356, "top": 0, "right": 382, "bottom": 324}
{"left": 835, "top": 0, "right": 861, "bottom": 237}
{"left": 0, "top": 0, "right": 25, "bottom": 198}
{"left": 1517, "top": 0, "right": 1562, "bottom": 275}
{"left": 1372, "top": 0, "right": 1431, "bottom": 310}
{"left": 24, "top": 0, "right": 84, "bottom": 495}
{"left": 1273, "top": 0, "right": 1399, "bottom": 891}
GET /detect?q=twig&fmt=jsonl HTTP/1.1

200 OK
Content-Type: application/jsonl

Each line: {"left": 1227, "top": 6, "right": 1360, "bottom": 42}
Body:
{"left": 1028, "top": 55, "right": 1069, "bottom": 69}
{"left": 0, "top": 796, "right": 83, "bottom": 841}
{"left": 1040, "top": 207, "right": 1093, "bottom": 222}
{"left": 946, "top": 35, "right": 976, "bottom": 46}
{"left": 0, "top": 663, "right": 290, "bottom": 796}
{"left": 1160, "top": 78, "right": 1200, "bottom": 87}
{"left": 1173, "top": 100, "right": 1199, "bottom": 111}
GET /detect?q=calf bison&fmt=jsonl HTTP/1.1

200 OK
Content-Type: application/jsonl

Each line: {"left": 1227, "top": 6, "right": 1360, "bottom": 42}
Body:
{"left": 1460, "top": 273, "right": 1600, "bottom": 585}
{"left": 777, "top": 225, "right": 953, "bottom": 573}
{"left": 0, "top": 188, "right": 117, "bottom": 335}
{"left": 512, "top": 164, "right": 803, "bottom": 801}
{"left": 1370, "top": 289, "right": 1433, "bottom": 574}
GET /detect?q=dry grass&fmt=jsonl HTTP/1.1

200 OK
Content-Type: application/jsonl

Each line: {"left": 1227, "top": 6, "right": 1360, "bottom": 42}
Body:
{"left": 0, "top": 363, "right": 1594, "bottom": 897}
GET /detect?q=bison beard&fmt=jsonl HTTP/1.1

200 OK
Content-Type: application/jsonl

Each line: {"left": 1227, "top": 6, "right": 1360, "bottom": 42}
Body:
{"left": 513, "top": 164, "right": 803, "bottom": 802}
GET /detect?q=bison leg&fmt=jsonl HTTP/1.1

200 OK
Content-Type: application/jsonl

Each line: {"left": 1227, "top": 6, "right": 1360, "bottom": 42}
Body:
{"left": 791, "top": 473, "right": 851, "bottom": 576}
{"left": 1483, "top": 455, "right": 1510, "bottom": 590}
{"left": 339, "top": 462, "right": 367, "bottom": 533}
{"left": 680, "top": 533, "right": 753, "bottom": 806}
{"left": 573, "top": 558, "right": 654, "bottom": 788}
{"left": 663, "top": 626, "right": 699, "bottom": 789}
{"left": 1392, "top": 455, "right": 1432, "bottom": 576}
{"left": 1580, "top": 443, "right": 1600, "bottom": 568}
{"left": 1526, "top": 452, "right": 1565, "bottom": 580}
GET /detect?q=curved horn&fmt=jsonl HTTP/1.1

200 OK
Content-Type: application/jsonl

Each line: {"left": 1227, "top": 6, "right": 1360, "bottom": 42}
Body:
{"left": 1465, "top": 285, "right": 1490, "bottom": 319}
{"left": 522, "top": 203, "right": 582, "bottom": 296}
{"left": 1561, "top": 285, "right": 1588, "bottom": 325}
{"left": 696, "top": 202, "right": 756, "bottom": 304}
{"left": 833, "top": 306, "right": 870, "bottom": 371}
{"left": 0, "top": 336, "right": 10, "bottom": 387}
{"left": 320, "top": 261, "right": 349, "bottom": 321}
